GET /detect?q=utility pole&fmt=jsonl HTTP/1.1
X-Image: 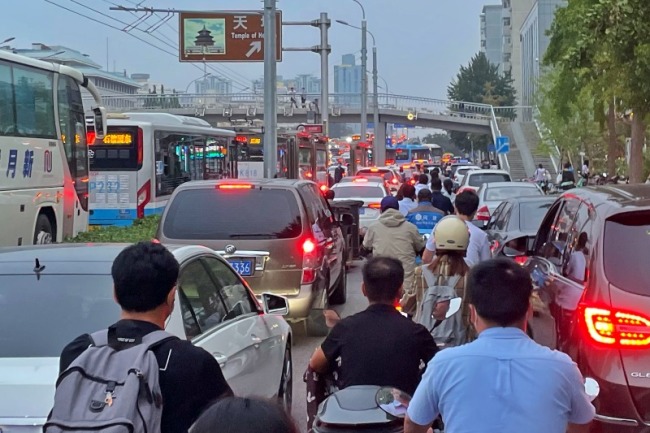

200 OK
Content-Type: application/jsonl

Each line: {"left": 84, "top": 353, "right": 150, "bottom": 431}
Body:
{"left": 372, "top": 46, "right": 383, "bottom": 166}
{"left": 263, "top": 0, "right": 278, "bottom": 179}
{"left": 283, "top": 15, "right": 331, "bottom": 135}
{"left": 359, "top": 18, "right": 368, "bottom": 172}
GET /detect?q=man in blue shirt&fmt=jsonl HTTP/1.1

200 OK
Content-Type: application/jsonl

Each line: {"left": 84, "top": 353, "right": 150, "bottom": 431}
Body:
{"left": 406, "top": 188, "right": 445, "bottom": 235}
{"left": 405, "top": 258, "right": 595, "bottom": 433}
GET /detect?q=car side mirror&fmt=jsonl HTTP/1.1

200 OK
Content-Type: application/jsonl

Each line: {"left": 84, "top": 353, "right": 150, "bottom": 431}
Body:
{"left": 503, "top": 246, "right": 526, "bottom": 258}
{"left": 261, "top": 293, "right": 289, "bottom": 315}
{"left": 502, "top": 235, "right": 535, "bottom": 257}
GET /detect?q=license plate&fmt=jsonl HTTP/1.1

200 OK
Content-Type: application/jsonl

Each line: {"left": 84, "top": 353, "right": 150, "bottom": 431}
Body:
{"left": 359, "top": 207, "right": 365, "bottom": 215}
{"left": 228, "top": 258, "right": 254, "bottom": 276}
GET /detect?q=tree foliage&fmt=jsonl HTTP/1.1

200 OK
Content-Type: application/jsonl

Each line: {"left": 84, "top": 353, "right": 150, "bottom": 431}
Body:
{"left": 447, "top": 52, "right": 516, "bottom": 152}
{"left": 544, "top": 0, "right": 650, "bottom": 182}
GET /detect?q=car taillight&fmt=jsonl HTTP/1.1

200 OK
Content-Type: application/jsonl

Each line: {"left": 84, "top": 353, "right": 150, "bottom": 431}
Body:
{"left": 514, "top": 256, "right": 528, "bottom": 265}
{"left": 476, "top": 205, "right": 490, "bottom": 221}
{"left": 391, "top": 178, "right": 399, "bottom": 184}
{"left": 368, "top": 203, "right": 381, "bottom": 209}
{"left": 581, "top": 305, "right": 650, "bottom": 347}
{"left": 301, "top": 238, "right": 318, "bottom": 284}
{"left": 136, "top": 180, "right": 151, "bottom": 219}
{"left": 319, "top": 184, "right": 329, "bottom": 192}
{"left": 217, "top": 184, "right": 254, "bottom": 190}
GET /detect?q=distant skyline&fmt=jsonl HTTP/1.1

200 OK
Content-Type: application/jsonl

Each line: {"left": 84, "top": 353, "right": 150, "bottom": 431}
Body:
{"left": 5, "top": 0, "right": 493, "bottom": 98}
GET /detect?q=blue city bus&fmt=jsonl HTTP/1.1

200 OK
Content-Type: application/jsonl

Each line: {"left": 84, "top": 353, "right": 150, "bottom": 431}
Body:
{"left": 388, "top": 144, "right": 433, "bottom": 166}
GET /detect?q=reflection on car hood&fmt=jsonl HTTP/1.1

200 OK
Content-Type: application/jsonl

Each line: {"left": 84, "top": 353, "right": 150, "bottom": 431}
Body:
{"left": 0, "top": 357, "right": 58, "bottom": 418}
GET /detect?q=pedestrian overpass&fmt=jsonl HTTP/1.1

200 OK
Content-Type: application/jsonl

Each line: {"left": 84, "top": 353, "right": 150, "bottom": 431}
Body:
{"left": 88, "top": 92, "right": 511, "bottom": 172}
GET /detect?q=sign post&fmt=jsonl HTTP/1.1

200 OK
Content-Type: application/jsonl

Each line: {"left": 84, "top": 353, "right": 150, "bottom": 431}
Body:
{"left": 178, "top": 11, "right": 282, "bottom": 62}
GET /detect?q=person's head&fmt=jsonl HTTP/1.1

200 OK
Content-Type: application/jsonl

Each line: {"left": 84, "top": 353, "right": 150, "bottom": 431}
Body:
{"left": 538, "top": 163, "right": 543, "bottom": 169}
{"left": 401, "top": 184, "right": 416, "bottom": 200}
{"left": 564, "top": 161, "right": 572, "bottom": 169}
{"left": 380, "top": 196, "right": 399, "bottom": 213}
{"left": 454, "top": 190, "right": 479, "bottom": 219}
{"left": 112, "top": 241, "right": 179, "bottom": 321}
{"left": 443, "top": 178, "right": 453, "bottom": 194}
{"left": 191, "top": 397, "right": 297, "bottom": 433}
{"left": 432, "top": 167, "right": 440, "bottom": 175}
{"left": 576, "top": 232, "right": 588, "bottom": 250}
{"left": 430, "top": 177, "right": 443, "bottom": 192}
{"left": 584, "top": 160, "right": 589, "bottom": 167}
{"left": 362, "top": 256, "right": 404, "bottom": 304}
{"left": 418, "top": 174, "right": 429, "bottom": 185}
{"left": 290, "top": 86, "right": 294, "bottom": 91}
{"left": 467, "top": 258, "right": 533, "bottom": 332}
{"left": 417, "top": 188, "right": 432, "bottom": 203}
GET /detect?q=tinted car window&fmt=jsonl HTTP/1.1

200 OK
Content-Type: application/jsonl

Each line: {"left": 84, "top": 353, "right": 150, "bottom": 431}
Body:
{"left": 520, "top": 201, "right": 554, "bottom": 232}
{"left": 332, "top": 185, "right": 385, "bottom": 198}
{"left": 603, "top": 211, "right": 650, "bottom": 295}
{"left": 163, "top": 188, "right": 302, "bottom": 240}
{"left": 493, "top": 203, "right": 512, "bottom": 231}
{"left": 202, "top": 258, "right": 257, "bottom": 319}
{"left": 0, "top": 275, "right": 117, "bottom": 357}
{"left": 486, "top": 186, "right": 541, "bottom": 201}
{"left": 468, "top": 173, "right": 511, "bottom": 187}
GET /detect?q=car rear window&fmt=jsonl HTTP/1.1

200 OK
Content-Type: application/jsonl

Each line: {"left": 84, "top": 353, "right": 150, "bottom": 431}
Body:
{"left": 603, "top": 211, "right": 650, "bottom": 296}
{"left": 468, "top": 173, "right": 511, "bottom": 187}
{"left": 0, "top": 275, "right": 118, "bottom": 357}
{"left": 519, "top": 201, "right": 553, "bottom": 231}
{"left": 486, "top": 186, "right": 541, "bottom": 201}
{"left": 357, "top": 170, "right": 392, "bottom": 181}
{"left": 332, "top": 185, "right": 385, "bottom": 199}
{"left": 163, "top": 188, "right": 302, "bottom": 240}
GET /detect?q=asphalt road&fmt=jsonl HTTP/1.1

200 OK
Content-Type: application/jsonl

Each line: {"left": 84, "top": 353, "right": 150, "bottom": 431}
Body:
{"left": 286, "top": 260, "right": 556, "bottom": 432}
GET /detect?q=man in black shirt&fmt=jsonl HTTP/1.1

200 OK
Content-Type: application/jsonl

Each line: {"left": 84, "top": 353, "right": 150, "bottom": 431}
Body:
{"left": 430, "top": 177, "right": 454, "bottom": 215}
{"left": 59, "top": 242, "right": 232, "bottom": 433}
{"left": 309, "top": 256, "right": 437, "bottom": 396}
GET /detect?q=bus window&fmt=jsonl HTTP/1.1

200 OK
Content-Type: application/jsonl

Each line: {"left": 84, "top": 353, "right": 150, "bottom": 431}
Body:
{"left": 155, "top": 132, "right": 205, "bottom": 196}
{"left": 0, "top": 62, "right": 15, "bottom": 135}
{"left": 14, "top": 65, "right": 56, "bottom": 139}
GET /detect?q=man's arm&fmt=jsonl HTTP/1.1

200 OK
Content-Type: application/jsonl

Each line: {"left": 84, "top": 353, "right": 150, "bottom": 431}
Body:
{"left": 310, "top": 320, "right": 345, "bottom": 373}
{"left": 422, "top": 233, "right": 436, "bottom": 264}
{"left": 404, "top": 415, "right": 432, "bottom": 433}
{"left": 309, "top": 347, "right": 329, "bottom": 373}
{"left": 480, "top": 235, "right": 492, "bottom": 261}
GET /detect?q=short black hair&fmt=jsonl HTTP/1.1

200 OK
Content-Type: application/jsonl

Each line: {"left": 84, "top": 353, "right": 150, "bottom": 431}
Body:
{"left": 454, "top": 190, "right": 479, "bottom": 217}
{"left": 443, "top": 178, "right": 453, "bottom": 191}
{"left": 467, "top": 258, "right": 532, "bottom": 326}
{"left": 362, "top": 256, "right": 404, "bottom": 303}
{"left": 402, "top": 184, "right": 416, "bottom": 200}
{"left": 417, "top": 188, "right": 432, "bottom": 202}
{"left": 112, "top": 241, "right": 179, "bottom": 312}
{"left": 191, "top": 397, "right": 297, "bottom": 433}
{"left": 431, "top": 177, "right": 443, "bottom": 191}
{"left": 418, "top": 174, "right": 429, "bottom": 184}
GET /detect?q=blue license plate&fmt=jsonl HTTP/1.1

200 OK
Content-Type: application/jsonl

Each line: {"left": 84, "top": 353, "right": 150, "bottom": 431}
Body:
{"left": 228, "top": 258, "right": 254, "bottom": 276}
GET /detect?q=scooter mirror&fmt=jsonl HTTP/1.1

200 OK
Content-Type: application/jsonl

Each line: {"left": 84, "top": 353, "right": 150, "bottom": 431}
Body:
{"left": 375, "top": 387, "right": 412, "bottom": 419}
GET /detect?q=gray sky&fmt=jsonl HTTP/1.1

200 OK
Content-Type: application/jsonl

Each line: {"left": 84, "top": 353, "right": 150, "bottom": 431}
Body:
{"left": 5, "top": 0, "right": 492, "bottom": 99}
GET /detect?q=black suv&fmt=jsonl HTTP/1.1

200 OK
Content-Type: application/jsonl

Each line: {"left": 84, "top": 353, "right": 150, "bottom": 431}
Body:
{"left": 156, "top": 179, "right": 347, "bottom": 336}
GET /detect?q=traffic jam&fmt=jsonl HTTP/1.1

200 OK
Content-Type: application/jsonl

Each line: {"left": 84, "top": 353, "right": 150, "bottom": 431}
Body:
{"left": 1, "top": 116, "right": 649, "bottom": 433}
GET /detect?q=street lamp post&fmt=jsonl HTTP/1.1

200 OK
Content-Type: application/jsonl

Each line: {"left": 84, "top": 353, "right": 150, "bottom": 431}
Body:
{"left": 185, "top": 73, "right": 212, "bottom": 94}
{"left": 1, "top": 37, "right": 15, "bottom": 45}
{"left": 351, "top": 0, "right": 367, "bottom": 173}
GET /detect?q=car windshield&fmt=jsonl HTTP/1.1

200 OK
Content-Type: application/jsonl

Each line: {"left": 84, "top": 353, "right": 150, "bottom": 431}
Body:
{"left": 486, "top": 186, "right": 541, "bottom": 201}
{"left": 0, "top": 275, "right": 118, "bottom": 357}
{"left": 333, "top": 185, "right": 384, "bottom": 199}
{"left": 163, "top": 188, "right": 302, "bottom": 240}
{"left": 468, "top": 173, "right": 511, "bottom": 187}
{"left": 604, "top": 211, "right": 650, "bottom": 296}
{"left": 519, "top": 201, "right": 553, "bottom": 231}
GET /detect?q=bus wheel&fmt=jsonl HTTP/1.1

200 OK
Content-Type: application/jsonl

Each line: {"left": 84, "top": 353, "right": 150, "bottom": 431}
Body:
{"left": 34, "top": 214, "right": 54, "bottom": 244}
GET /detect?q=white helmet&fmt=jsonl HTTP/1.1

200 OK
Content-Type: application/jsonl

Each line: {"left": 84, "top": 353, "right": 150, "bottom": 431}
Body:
{"left": 433, "top": 215, "right": 469, "bottom": 251}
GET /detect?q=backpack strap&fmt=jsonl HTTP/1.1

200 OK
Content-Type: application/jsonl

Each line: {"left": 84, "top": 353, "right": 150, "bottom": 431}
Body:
{"left": 88, "top": 328, "right": 178, "bottom": 350}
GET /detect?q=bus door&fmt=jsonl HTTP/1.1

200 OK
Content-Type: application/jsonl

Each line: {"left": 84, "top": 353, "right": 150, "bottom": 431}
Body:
{"left": 297, "top": 133, "right": 316, "bottom": 180}
{"left": 88, "top": 126, "right": 141, "bottom": 226}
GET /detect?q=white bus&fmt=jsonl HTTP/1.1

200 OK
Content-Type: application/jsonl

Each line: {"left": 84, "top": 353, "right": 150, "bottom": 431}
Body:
{"left": 87, "top": 112, "right": 235, "bottom": 226}
{"left": 0, "top": 50, "right": 106, "bottom": 246}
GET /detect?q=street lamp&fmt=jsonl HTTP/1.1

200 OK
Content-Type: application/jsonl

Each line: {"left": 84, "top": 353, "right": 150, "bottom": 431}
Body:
{"left": 1, "top": 37, "right": 15, "bottom": 45}
{"left": 185, "top": 73, "right": 212, "bottom": 93}
{"left": 378, "top": 76, "right": 389, "bottom": 94}
{"left": 337, "top": 19, "right": 383, "bottom": 165}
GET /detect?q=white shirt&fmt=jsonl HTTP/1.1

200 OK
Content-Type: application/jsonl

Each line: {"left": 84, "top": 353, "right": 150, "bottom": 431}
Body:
{"left": 415, "top": 183, "right": 430, "bottom": 196}
{"left": 425, "top": 220, "right": 491, "bottom": 267}
{"left": 398, "top": 198, "right": 418, "bottom": 216}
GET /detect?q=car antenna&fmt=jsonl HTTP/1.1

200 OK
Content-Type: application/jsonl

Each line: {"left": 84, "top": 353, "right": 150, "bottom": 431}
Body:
{"left": 34, "top": 258, "right": 46, "bottom": 273}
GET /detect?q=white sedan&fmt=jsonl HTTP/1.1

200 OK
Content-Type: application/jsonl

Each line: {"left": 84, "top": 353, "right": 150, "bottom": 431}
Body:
{"left": 458, "top": 169, "right": 513, "bottom": 193}
{"left": 474, "top": 181, "right": 544, "bottom": 223}
{"left": 331, "top": 177, "right": 390, "bottom": 231}
{"left": 0, "top": 244, "right": 292, "bottom": 431}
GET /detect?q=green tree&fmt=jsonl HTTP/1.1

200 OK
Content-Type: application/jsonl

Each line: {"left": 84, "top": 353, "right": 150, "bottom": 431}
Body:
{"left": 447, "top": 52, "right": 516, "bottom": 151}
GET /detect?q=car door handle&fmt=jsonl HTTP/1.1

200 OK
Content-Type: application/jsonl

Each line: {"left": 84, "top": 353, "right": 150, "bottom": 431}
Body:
{"left": 212, "top": 352, "right": 228, "bottom": 367}
{"left": 251, "top": 335, "right": 262, "bottom": 348}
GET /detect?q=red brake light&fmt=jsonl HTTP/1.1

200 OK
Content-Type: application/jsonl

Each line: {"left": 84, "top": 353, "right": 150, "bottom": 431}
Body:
{"left": 305, "top": 171, "right": 313, "bottom": 178}
{"left": 391, "top": 178, "right": 399, "bottom": 184}
{"left": 303, "top": 239, "right": 316, "bottom": 254}
{"left": 235, "top": 135, "right": 248, "bottom": 143}
{"left": 217, "top": 184, "right": 254, "bottom": 190}
{"left": 581, "top": 306, "right": 650, "bottom": 347}
{"left": 353, "top": 177, "right": 368, "bottom": 183}
{"left": 514, "top": 256, "right": 528, "bottom": 265}
{"left": 370, "top": 168, "right": 379, "bottom": 172}
{"left": 86, "top": 131, "right": 96, "bottom": 145}
{"left": 476, "top": 205, "right": 490, "bottom": 221}
{"left": 319, "top": 184, "right": 329, "bottom": 192}
{"left": 368, "top": 203, "right": 381, "bottom": 209}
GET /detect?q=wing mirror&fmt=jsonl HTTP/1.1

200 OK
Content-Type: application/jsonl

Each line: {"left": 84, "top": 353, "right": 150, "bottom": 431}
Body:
{"left": 501, "top": 235, "right": 535, "bottom": 257}
{"left": 261, "top": 293, "right": 289, "bottom": 315}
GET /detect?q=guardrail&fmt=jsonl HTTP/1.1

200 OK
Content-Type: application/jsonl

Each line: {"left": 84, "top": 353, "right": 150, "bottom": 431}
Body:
{"left": 489, "top": 106, "right": 510, "bottom": 173}
{"left": 532, "top": 106, "right": 560, "bottom": 174}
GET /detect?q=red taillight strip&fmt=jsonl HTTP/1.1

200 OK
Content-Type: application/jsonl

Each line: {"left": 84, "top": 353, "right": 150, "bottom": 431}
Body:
{"left": 217, "top": 184, "right": 254, "bottom": 190}
{"left": 582, "top": 306, "right": 650, "bottom": 347}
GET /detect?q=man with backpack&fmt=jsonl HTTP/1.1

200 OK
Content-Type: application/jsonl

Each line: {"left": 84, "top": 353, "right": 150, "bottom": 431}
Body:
{"left": 49, "top": 241, "right": 232, "bottom": 433}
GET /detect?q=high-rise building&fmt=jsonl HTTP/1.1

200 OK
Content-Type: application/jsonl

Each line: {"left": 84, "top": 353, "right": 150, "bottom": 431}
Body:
{"left": 195, "top": 75, "right": 232, "bottom": 95}
{"left": 501, "top": 0, "right": 535, "bottom": 104}
{"left": 520, "top": 0, "right": 567, "bottom": 107}
{"left": 334, "top": 54, "right": 363, "bottom": 104}
{"left": 294, "top": 74, "right": 321, "bottom": 96}
{"left": 480, "top": 5, "right": 504, "bottom": 71}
